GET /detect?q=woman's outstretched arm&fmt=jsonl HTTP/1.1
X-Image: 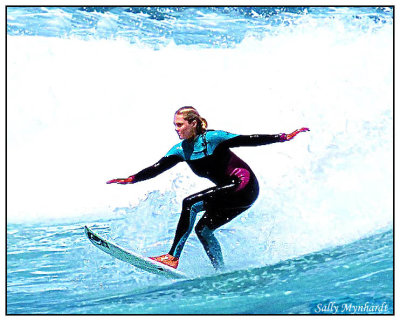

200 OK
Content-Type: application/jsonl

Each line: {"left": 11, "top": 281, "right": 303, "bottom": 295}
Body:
{"left": 107, "top": 155, "right": 182, "bottom": 184}
{"left": 221, "top": 127, "right": 310, "bottom": 148}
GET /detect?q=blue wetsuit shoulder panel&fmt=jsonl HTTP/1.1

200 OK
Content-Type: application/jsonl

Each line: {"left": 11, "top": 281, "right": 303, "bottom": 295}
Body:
{"left": 205, "top": 130, "right": 239, "bottom": 155}
{"left": 170, "top": 130, "right": 239, "bottom": 161}
{"left": 165, "top": 142, "right": 185, "bottom": 159}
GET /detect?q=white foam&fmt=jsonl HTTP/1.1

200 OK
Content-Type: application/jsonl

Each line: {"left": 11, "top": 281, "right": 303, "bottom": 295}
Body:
{"left": 7, "top": 16, "right": 392, "bottom": 261}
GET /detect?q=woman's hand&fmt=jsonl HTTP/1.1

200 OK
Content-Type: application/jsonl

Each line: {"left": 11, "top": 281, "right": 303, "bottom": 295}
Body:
{"left": 106, "top": 176, "right": 135, "bottom": 184}
{"left": 280, "top": 127, "right": 310, "bottom": 142}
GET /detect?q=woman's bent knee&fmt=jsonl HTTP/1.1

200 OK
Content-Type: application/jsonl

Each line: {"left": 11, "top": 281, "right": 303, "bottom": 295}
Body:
{"left": 195, "top": 224, "right": 213, "bottom": 240}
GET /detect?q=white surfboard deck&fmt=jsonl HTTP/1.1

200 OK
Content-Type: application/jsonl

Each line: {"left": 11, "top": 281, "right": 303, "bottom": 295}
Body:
{"left": 84, "top": 225, "right": 187, "bottom": 279}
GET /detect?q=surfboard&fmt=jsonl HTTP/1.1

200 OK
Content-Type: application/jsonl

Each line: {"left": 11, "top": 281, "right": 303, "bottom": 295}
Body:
{"left": 84, "top": 225, "right": 188, "bottom": 279}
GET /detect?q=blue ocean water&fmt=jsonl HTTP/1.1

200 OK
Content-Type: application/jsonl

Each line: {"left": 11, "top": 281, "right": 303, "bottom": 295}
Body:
{"left": 7, "top": 6, "right": 393, "bottom": 314}
{"left": 6, "top": 220, "right": 393, "bottom": 314}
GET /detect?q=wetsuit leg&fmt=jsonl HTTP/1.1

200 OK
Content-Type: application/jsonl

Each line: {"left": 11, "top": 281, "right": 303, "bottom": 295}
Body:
{"left": 169, "top": 178, "right": 258, "bottom": 269}
{"left": 168, "top": 199, "right": 205, "bottom": 258}
{"left": 168, "top": 181, "right": 240, "bottom": 258}
{"left": 195, "top": 177, "right": 259, "bottom": 270}
{"left": 195, "top": 205, "right": 250, "bottom": 270}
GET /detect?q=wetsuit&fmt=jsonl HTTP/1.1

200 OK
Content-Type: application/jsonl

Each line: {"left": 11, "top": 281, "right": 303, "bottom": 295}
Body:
{"left": 132, "top": 130, "right": 282, "bottom": 269}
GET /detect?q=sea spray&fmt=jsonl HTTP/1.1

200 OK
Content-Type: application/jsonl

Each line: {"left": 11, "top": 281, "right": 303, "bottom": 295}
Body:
{"left": 7, "top": 6, "right": 392, "bottom": 265}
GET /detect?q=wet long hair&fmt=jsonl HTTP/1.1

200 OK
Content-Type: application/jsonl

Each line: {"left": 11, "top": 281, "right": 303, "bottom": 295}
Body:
{"left": 175, "top": 106, "right": 208, "bottom": 135}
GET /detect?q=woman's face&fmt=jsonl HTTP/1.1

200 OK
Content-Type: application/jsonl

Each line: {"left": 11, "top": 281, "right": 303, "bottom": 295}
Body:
{"left": 174, "top": 114, "right": 197, "bottom": 140}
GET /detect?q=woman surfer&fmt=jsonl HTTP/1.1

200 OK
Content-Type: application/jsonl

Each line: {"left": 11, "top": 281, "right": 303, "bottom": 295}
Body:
{"left": 107, "top": 106, "right": 309, "bottom": 270}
